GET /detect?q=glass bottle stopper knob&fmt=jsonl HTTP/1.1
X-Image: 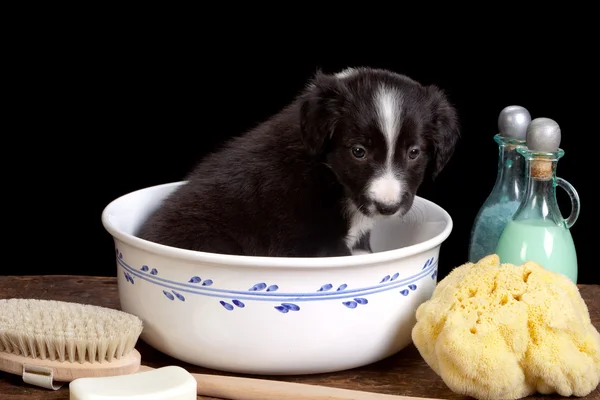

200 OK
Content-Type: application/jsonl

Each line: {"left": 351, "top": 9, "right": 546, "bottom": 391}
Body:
{"left": 526, "top": 117, "right": 561, "bottom": 152}
{"left": 526, "top": 117, "right": 561, "bottom": 179}
{"left": 498, "top": 105, "right": 531, "bottom": 140}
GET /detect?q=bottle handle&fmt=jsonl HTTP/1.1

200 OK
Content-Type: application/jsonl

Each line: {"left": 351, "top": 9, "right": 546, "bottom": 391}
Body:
{"left": 556, "top": 177, "right": 580, "bottom": 229}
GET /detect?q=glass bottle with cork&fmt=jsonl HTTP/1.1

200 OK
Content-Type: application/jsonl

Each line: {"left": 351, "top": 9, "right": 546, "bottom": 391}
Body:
{"left": 495, "top": 117, "right": 580, "bottom": 283}
{"left": 468, "top": 105, "right": 531, "bottom": 263}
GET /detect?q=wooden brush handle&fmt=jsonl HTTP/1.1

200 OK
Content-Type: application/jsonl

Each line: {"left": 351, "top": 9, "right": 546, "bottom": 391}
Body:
{"left": 0, "top": 350, "right": 141, "bottom": 383}
{"left": 138, "top": 365, "right": 442, "bottom": 400}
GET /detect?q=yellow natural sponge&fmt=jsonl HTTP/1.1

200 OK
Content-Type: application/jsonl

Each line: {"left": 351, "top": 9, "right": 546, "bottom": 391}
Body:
{"left": 411, "top": 254, "right": 600, "bottom": 400}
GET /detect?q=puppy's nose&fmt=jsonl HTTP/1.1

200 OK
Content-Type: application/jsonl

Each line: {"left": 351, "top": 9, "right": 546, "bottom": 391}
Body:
{"left": 374, "top": 201, "right": 402, "bottom": 216}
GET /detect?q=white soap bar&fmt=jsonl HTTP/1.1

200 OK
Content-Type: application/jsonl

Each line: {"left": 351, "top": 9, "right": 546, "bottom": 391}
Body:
{"left": 69, "top": 366, "right": 197, "bottom": 400}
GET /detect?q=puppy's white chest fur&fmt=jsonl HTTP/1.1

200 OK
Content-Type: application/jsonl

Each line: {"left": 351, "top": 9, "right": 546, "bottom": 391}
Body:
{"left": 344, "top": 202, "right": 377, "bottom": 252}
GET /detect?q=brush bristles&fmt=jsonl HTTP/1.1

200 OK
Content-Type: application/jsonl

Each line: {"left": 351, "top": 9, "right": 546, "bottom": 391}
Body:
{"left": 0, "top": 298, "right": 143, "bottom": 364}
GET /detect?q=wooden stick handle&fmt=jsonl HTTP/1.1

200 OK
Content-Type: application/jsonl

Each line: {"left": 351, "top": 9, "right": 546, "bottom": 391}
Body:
{"left": 138, "top": 365, "right": 442, "bottom": 400}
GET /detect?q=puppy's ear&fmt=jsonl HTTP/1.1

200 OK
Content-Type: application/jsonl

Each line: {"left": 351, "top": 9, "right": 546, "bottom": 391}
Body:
{"left": 425, "top": 85, "right": 460, "bottom": 178}
{"left": 299, "top": 70, "right": 345, "bottom": 158}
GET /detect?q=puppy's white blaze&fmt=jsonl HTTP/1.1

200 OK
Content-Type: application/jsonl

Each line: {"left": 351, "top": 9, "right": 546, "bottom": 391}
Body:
{"left": 375, "top": 85, "right": 402, "bottom": 166}
{"left": 368, "top": 171, "right": 403, "bottom": 206}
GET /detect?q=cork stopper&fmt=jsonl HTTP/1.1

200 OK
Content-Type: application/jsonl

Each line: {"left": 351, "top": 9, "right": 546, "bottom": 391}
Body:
{"left": 498, "top": 105, "right": 531, "bottom": 140}
{"left": 525, "top": 117, "right": 561, "bottom": 180}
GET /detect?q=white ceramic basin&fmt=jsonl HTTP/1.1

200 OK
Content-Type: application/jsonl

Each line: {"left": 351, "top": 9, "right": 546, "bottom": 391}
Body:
{"left": 101, "top": 181, "right": 452, "bottom": 375}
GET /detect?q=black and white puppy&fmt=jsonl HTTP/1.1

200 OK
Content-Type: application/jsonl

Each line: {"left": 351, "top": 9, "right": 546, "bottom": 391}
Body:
{"left": 136, "top": 67, "right": 459, "bottom": 257}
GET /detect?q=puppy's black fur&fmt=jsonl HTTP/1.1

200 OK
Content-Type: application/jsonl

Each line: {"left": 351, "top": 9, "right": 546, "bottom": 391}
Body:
{"left": 136, "top": 67, "right": 459, "bottom": 257}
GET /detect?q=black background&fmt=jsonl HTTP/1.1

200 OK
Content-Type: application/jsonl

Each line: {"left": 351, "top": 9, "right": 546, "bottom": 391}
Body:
{"left": 7, "top": 22, "right": 597, "bottom": 285}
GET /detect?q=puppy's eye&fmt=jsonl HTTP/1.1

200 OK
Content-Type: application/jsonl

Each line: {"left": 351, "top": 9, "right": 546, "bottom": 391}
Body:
{"left": 351, "top": 145, "right": 367, "bottom": 159}
{"left": 408, "top": 148, "right": 420, "bottom": 159}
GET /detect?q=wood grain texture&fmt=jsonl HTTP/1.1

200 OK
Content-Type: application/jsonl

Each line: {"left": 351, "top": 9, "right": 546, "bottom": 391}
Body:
{"left": 1, "top": 276, "right": 598, "bottom": 400}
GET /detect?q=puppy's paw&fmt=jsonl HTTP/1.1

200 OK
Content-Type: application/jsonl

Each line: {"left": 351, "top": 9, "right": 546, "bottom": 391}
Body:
{"left": 351, "top": 248, "right": 372, "bottom": 256}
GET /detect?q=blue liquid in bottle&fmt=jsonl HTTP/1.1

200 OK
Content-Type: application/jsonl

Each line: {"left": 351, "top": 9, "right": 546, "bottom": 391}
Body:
{"left": 468, "top": 106, "right": 530, "bottom": 262}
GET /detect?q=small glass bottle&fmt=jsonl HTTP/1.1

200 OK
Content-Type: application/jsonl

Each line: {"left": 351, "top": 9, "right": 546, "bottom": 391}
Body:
{"left": 495, "top": 117, "right": 580, "bottom": 283}
{"left": 468, "top": 105, "right": 531, "bottom": 263}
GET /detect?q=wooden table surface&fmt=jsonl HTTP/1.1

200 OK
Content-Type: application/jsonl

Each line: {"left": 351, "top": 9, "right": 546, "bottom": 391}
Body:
{"left": 1, "top": 276, "right": 598, "bottom": 400}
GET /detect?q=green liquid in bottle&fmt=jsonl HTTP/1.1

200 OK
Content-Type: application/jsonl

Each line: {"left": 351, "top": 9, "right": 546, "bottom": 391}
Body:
{"left": 495, "top": 218, "right": 578, "bottom": 283}
{"left": 494, "top": 133, "right": 580, "bottom": 284}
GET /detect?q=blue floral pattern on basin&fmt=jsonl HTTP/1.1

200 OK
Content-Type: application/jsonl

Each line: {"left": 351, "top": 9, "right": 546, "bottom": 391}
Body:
{"left": 116, "top": 247, "right": 438, "bottom": 313}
